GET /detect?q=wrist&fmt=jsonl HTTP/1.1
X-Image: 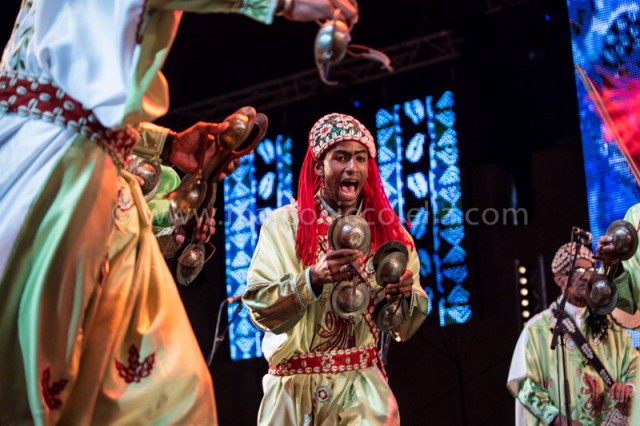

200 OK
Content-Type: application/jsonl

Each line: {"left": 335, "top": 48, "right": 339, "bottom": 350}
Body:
{"left": 161, "top": 130, "right": 177, "bottom": 165}
{"left": 308, "top": 266, "right": 324, "bottom": 296}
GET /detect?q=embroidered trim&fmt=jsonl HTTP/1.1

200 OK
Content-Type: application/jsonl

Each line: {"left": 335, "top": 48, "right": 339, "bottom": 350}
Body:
{"left": 0, "top": 71, "right": 139, "bottom": 169}
{"left": 115, "top": 344, "right": 156, "bottom": 383}
{"left": 41, "top": 367, "right": 68, "bottom": 410}
{"left": 268, "top": 343, "right": 378, "bottom": 376}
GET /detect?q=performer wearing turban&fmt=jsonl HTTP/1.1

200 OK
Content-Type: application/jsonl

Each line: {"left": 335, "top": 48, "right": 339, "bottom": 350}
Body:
{"left": 243, "top": 113, "right": 429, "bottom": 425}
{"left": 507, "top": 242, "right": 637, "bottom": 425}
{"left": 0, "top": 1, "right": 357, "bottom": 424}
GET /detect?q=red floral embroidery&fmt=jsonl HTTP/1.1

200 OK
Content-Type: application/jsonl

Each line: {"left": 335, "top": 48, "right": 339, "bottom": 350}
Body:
{"left": 580, "top": 372, "right": 607, "bottom": 417}
{"left": 115, "top": 344, "right": 156, "bottom": 383}
{"left": 311, "top": 311, "right": 356, "bottom": 352}
{"left": 41, "top": 367, "right": 68, "bottom": 410}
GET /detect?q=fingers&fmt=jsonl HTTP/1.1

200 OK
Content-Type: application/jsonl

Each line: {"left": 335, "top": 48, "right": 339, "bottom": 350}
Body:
{"left": 205, "top": 121, "right": 229, "bottom": 136}
{"left": 218, "top": 158, "right": 241, "bottom": 182}
{"left": 384, "top": 270, "right": 413, "bottom": 299}
{"left": 326, "top": 248, "right": 362, "bottom": 260}
{"left": 609, "top": 383, "right": 633, "bottom": 402}
{"left": 332, "top": 0, "right": 359, "bottom": 25}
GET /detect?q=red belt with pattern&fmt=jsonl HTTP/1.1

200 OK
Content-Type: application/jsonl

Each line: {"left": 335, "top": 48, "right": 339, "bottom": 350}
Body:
{"left": 0, "top": 71, "right": 137, "bottom": 169}
{"left": 268, "top": 344, "right": 379, "bottom": 376}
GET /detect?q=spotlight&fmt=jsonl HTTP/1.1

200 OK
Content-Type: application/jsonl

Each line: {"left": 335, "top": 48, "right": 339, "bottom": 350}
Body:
{"left": 515, "top": 256, "right": 548, "bottom": 327}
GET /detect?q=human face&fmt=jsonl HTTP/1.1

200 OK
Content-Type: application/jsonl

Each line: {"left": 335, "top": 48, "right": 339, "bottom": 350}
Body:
{"left": 559, "top": 258, "right": 594, "bottom": 306}
{"left": 314, "top": 140, "right": 369, "bottom": 215}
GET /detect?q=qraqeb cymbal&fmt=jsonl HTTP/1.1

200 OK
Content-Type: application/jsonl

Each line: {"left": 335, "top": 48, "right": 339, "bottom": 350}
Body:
{"left": 327, "top": 215, "right": 371, "bottom": 254}
{"left": 606, "top": 219, "right": 639, "bottom": 261}
{"left": 373, "top": 241, "right": 409, "bottom": 286}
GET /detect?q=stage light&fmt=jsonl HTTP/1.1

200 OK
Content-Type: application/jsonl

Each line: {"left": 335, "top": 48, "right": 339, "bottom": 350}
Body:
{"left": 515, "top": 257, "right": 547, "bottom": 327}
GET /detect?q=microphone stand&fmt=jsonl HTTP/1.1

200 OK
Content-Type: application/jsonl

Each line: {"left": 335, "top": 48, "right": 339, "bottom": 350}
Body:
{"left": 207, "top": 298, "right": 243, "bottom": 367}
{"left": 549, "top": 234, "right": 587, "bottom": 425}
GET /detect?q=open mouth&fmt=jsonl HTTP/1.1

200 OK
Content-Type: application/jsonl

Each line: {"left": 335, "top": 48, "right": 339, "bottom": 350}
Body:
{"left": 340, "top": 179, "right": 360, "bottom": 197}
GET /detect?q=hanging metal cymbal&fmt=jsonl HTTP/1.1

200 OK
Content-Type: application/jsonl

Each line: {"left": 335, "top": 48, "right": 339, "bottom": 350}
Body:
{"left": 331, "top": 280, "right": 370, "bottom": 319}
{"left": 375, "top": 299, "right": 409, "bottom": 332}
{"left": 606, "top": 219, "right": 638, "bottom": 261}
{"left": 327, "top": 215, "right": 371, "bottom": 254}
{"left": 371, "top": 240, "right": 410, "bottom": 331}
{"left": 127, "top": 155, "right": 162, "bottom": 202}
{"left": 373, "top": 241, "right": 408, "bottom": 287}
{"left": 328, "top": 215, "right": 372, "bottom": 318}
{"left": 586, "top": 272, "right": 619, "bottom": 315}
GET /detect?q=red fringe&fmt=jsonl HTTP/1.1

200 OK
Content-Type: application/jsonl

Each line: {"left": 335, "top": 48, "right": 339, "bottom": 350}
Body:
{"left": 296, "top": 148, "right": 414, "bottom": 266}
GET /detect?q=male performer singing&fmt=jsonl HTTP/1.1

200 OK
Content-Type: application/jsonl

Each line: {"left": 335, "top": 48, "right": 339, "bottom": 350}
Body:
{"left": 243, "top": 113, "right": 429, "bottom": 425}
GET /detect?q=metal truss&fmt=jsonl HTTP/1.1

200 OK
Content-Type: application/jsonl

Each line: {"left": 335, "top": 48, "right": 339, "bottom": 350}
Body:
{"left": 167, "top": 30, "right": 463, "bottom": 125}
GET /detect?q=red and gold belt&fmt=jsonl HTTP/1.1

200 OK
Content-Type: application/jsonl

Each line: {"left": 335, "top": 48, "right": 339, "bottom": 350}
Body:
{"left": 268, "top": 344, "right": 379, "bottom": 376}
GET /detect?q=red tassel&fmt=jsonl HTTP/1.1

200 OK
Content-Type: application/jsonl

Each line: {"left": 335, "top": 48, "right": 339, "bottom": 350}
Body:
{"left": 296, "top": 151, "right": 414, "bottom": 266}
{"left": 296, "top": 146, "right": 321, "bottom": 266}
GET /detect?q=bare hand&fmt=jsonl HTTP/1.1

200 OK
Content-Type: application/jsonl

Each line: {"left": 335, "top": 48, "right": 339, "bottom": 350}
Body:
{"left": 384, "top": 269, "right": 413, "bottom": 300}
{"left": 175, "top": 208, "right": 217, "bottom": 245}
{"left": 284, "top": 0, "right": 358, "bottom": 26}
{"left": 170, "top": 122, "right": 229, "bottom": 173}
{"left": 309, "top": 249, "right": 363, "bottom": 288}
{"left": 218, "top": 158, "right": 241, "bottom": 181}
{"left": 609, "top": 382, "right": 634, "bottom": 403}
{"left": 596, "top": 235, "right": 621, "bottom": 267}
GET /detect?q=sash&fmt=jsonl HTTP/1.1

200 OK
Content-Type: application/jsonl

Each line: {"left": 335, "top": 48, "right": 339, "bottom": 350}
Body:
{"left": 558, "top": 311, "right": 631, "bottom": 426}
{"left": 557, "top": 311, "right": 614, "bottom": 386}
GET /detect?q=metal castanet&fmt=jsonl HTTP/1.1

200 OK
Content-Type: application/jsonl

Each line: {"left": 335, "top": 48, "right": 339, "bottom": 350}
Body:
{"left": 587, "top": 272, "right": 619, "bottom": 315}
{"left": 587, "top": 219, "right": 638, "bottom": 315}
{"left": 127, "top": 155, "right": 162, "bottom": 202}
{"left": 372, "top": 241, "right": 409, "bottom": 331}
{"left": 167, "top": 106, "right": 268, "bottom": 285}
{"left": 313, "top": 4, "right": 392, "bottom": 86}
{"left": 606, "top": 219, "right": 638, "bottom": 261}
{"left": 328, "top": 215, "right": 372, "bottom": 319}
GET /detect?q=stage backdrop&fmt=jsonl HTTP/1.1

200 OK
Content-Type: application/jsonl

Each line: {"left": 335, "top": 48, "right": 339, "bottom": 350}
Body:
{"left": 567, "top": 0, "right": 640, "bottom": 343}
{"left": 566, "top": 0, "right": 640, "bottom": 237}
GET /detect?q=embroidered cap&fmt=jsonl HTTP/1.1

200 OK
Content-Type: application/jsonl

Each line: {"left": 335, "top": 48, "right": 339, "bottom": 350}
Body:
{"left": 309, "top": 113, "right": 376, "bottom": 159}
{"left": 551, "top": 242, "right": 595, "bottom": 274}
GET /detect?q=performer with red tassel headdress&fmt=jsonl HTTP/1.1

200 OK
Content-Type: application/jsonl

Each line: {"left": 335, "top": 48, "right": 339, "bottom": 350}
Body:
{"left": 244, "top": 113, "right": 428, "bottom": 425}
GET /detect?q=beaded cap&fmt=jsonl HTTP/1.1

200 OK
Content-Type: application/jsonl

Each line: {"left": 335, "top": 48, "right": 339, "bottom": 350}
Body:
{"left": 551, "top": 242, "right": 595, "bottom": 274}
{"left": 309, "top": 113, "right": 376, "bottom": 159}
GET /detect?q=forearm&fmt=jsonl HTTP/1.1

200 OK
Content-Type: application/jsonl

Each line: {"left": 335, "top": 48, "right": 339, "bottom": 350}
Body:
{"left": 148, "top": 0, "right": 277, "bottom": 24}
{"left": 243, "top": 268, "right": 317, "bottom": 334}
